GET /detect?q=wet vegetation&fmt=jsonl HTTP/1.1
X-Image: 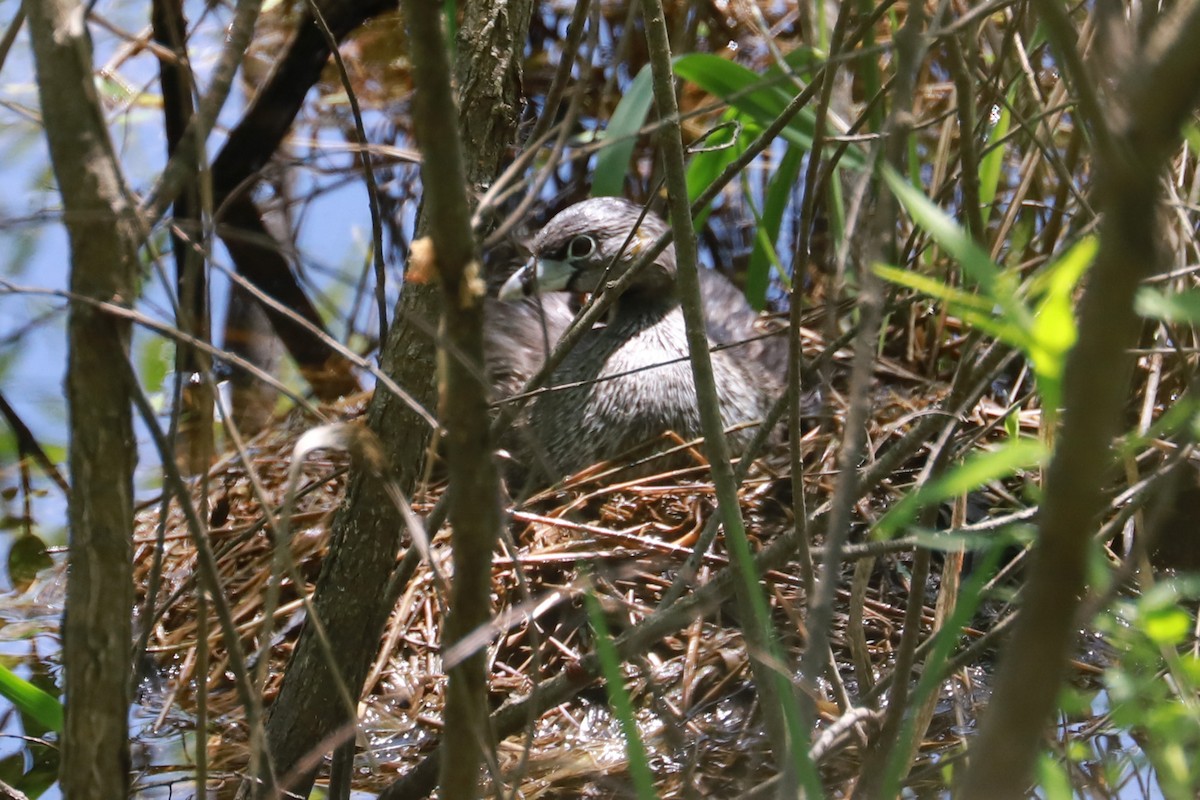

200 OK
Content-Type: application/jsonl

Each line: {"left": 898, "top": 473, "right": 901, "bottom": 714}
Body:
{"left": 4, "top": 0, "right": 1200, "bottom": 797}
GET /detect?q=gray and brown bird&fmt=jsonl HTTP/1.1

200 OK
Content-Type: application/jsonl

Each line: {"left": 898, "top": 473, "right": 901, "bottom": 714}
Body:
{"left": 487, "top": 197, "right": 783, "bottom": 479}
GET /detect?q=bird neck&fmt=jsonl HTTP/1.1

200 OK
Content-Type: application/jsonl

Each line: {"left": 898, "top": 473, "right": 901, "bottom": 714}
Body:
{"left": 608, "top": 284, "right": 680, "bottom": 329}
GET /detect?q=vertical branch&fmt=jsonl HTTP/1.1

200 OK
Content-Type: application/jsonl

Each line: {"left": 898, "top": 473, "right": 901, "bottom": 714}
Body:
{"left": 24, "top": 0, "right": 142, "bottom": 797}
{"left": 959, "top": 1, "right": 1200, "bottom": 796}
{"left": 257, "top": 0, "right": 532, "bottom": 793}
{"left": 143, "top": 0, "right": 264, "bottom": 221}
{"left": 789, "top": 0, "right": 854, "bottom": 597}
{"left": 842, "top": 4, "right": 932, "bottom": 796}
{"left": 404, "top": 2, "right": 501, "bottom": 797}
{"left": 638, "top": 0, "right": 818, "bottom": 793}
{"left": 801, "top": 0, "right": 929, "bottom": 717}
{"left": 152, "top": 0, "right": 213, "bottom": 474}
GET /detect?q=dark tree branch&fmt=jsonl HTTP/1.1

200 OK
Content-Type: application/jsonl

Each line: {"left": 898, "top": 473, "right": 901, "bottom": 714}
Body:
{"left": 152, "top": 0, "right": 215, "bottom": 473}
{"left": 206, "top": 0, "right": 403, "bottom": 402}
{"left": 0, "top": 389, "right": 69, "bottom": 496}
{"left": 209, "top": 0, "right": 400, "bottom": 402}
{"left": 217, "top": 200, "right": 360, "bottom": 398}
{"left": 143, "top": 0, "right": 264, "bottom": 223}
{"left": 210, "top": 0, "right": 398, "bottom": 205}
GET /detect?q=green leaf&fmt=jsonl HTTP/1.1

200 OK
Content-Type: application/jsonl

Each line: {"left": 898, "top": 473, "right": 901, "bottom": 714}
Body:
{"left": 584, "top": 589, "right": 658, "bottom": 800}
{"left": 911, "top": 523, "right": 1034, "bottom": 553}
{"left": 686, "top": 117, "right": 739, "bottom": 226}
{"left": 873, "top": 262, "right": 1032, "bottom": 348}
{"left": 1027, "top": 235, "right": 1097, "bottom": 301}
{"left": 1183, "top": 121, "right": 1200, "bottom": 155}
{"left": 745, "top": 145, "right": 803, "bottom": 308}
{"left": 882, "top": 167, "right": 1008, "bottom": 300}
{"left": 1027, "top": 237, "right": 1096, "bottom": 412}
{"left": 138, "top": 338, "right": 173, "bottom": 398}
{"left": 0, "top": 663, "right": 63, "bottom": 733}
{"left": 1004, "top": 407, "right": 1020, "bottom": 439}
{"left": 673, "top": 54, "right": 866, "bottom": 171}
{"left": 874, "top": 438, "right": 1046, "bottom": 540}
{"left": 1142, "top": 605, "right": 1192, "bottom": 648}
{"left": 1136, "top": 286, "right": 1200, "bottom": 324}
{"left": 7, "top": 534, "right": 53, "bottom": 592}
{"left": 876, "top": 266, "right": 1036, "bottom": 367}
{"left": 593, "top": 66, "right": 656, "bottom": 199}
{"left": 674, "top": 55, "right": 796, "bottom": 132}
{"left": 442, "top": 0, "right": 458, "bottom": 60}
{"left": 1036, "top": 751, "right": 1073, "bottom": 800}
{"left": 978, "top": 90, "right": 1013, "bottom": 227}
{"left": 825, "top": 165, "right": 847, "bottom": 252}
{"left": 879, "top": 169, "right": 1093, "bottom": 415}
{"left": 873, "top": 263, "right": 996, "bottom": 315}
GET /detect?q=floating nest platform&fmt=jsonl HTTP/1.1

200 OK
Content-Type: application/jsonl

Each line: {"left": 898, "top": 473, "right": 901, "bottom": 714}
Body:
{"left": 129, "top": 336, "right": 1040, "bottom": 798}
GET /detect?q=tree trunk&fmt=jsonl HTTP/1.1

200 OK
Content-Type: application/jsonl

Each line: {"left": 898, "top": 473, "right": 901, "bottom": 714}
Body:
{"left": 258, "top": 0, "right": 533, "bottom": 793}
{"left": 25, "top": 0, "right": 143, "bottom": 796}
{"left": 958, "top": 1, "right": 1200, "bottom": 796}
{"left": 405, "top": 2, "right": 507, "bottom": 795}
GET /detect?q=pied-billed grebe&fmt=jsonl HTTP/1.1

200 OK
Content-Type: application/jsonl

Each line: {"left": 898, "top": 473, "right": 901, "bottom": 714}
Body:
{"left": 488, "top": 197, "right": 782, "bottom": 478}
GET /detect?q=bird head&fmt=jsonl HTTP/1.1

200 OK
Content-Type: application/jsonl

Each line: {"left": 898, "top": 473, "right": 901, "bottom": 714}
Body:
{"left": 498, "top": 198, "right": 675, "bottom": 301}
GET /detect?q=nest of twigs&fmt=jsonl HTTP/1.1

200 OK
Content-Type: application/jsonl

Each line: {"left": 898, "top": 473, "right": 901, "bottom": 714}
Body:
{"left": 130, "top": 322, "right": 1037, "bottom": 797}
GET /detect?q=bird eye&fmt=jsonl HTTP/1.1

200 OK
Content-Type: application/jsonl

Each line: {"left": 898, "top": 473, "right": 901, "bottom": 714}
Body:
{"left": 567, "top": 234, "right": 597, "bottom": 261}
